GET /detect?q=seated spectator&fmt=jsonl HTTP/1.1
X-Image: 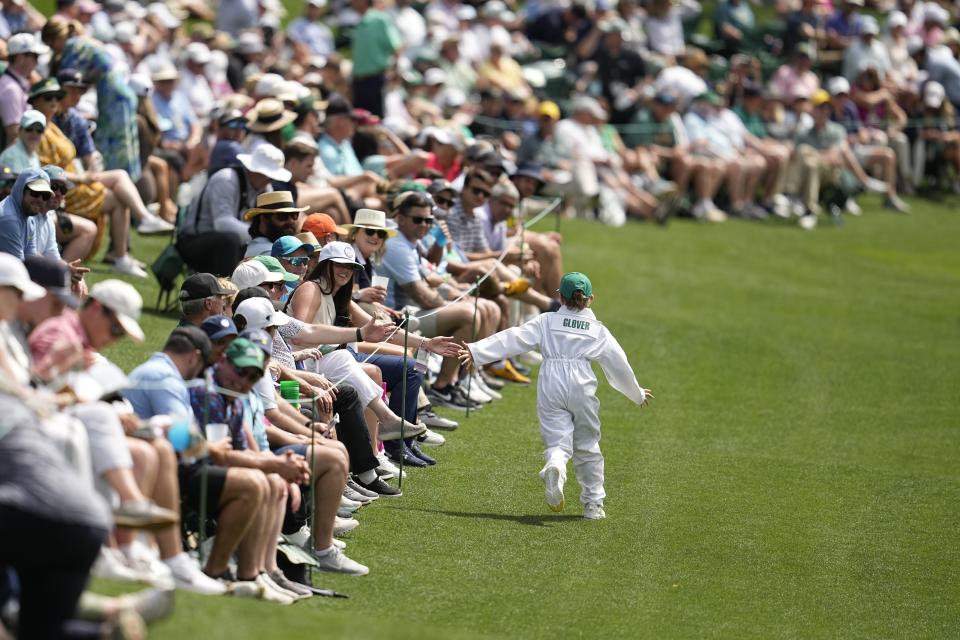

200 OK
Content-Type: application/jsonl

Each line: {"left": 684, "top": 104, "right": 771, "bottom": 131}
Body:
{"left": 151, "top": 63, "right": 201, "bottom": 175}
{"left": 177, "top": 144, "right": 286, "bottom": 276}
{"left": 243, "top": 191, "right": 308, "bottom": 258}
{"left": 288, "top": 0, "right": 334, "bottom": 58}
{"left": 713, "top": 0, "right": 757, "bottom": 57}
{"left": 645, "top": 0, "right": 700, "bottom": 63}
{"left": 178, "top": 272, "right": 234, "bottom": 327}
{"left": 909, "top": 81, "right": 960, "bottom": 190}
{"left": 842, "top": 16, "right": 891, "bottom": 82}
{"left": 271, "top": 234, "right": 315, "bottom": 280}
{"left": 769, "top": 43, "right": 821, "bottom": 102}
{"left": 825, "top": 0, "right": 865, "bottom": 52}
{"left": 782, "top": 0, "right": 825, "bottom": 57}
{"left": 244, "top": 98, "right": 296, "bottom": 155}
{"left": 207, "top": 108, "right": 248, "bottom": 176}
{"left": 43, "top": 163, "right": 98, "bottom": 264}
{"left": 0, "top": 108, "right": 44, "bottom": 171}
{"left": 0, "top": 32, "right": 45, "bottom": 148}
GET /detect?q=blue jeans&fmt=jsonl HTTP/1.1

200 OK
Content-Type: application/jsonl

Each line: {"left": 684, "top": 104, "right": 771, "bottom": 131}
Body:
{"left": 349, "top": 349, "right": 423, "bottom": 423}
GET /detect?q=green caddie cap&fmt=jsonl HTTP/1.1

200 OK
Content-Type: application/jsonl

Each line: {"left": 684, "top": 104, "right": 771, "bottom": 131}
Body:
{"left": 225, "top": 337, "right": 265, "bottom": 371}
{"left": 558, "top": 272, "right": 593, "bottom": 299}
{"left": 252, "top": 255, "right": 299, "bottom": 283}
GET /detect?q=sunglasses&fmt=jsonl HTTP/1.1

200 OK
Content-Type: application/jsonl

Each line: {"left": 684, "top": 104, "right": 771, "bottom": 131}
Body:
{"left": 470, "top": 186, "right": 491, "bottom": 199}
{"left": 51, "top": 183, "right": 68, "bottom": 194}
{"left": 433, "top": 196, "right": 454, "bottom": 208}
{"left": 409, "top": 215, "right": 435, "bottom": 225}
{"left": 26, "top": 189, "right": 52, "bottom": 201}
{"left": 261, "top": 280, "right": 285, "bottom": 291}
{"left": 24, "top": 125, "right": 45, "bottom": 134}
{"left": 362, "top": 227, "right": 388, "bottom": 239}
{"left": 270, "top": 211, "right": 300, "bottom": 221}
{"left": 37, "top": 94, "right": 61, "bottom": 102}
{"left": 281, "top": 256, "right": 311, "bottom": 266}
{"left": 101, "top": 306, "right": 125, "bottom": 338}
{"left": 231, "top": 363, "right": 262, "bottom": 382}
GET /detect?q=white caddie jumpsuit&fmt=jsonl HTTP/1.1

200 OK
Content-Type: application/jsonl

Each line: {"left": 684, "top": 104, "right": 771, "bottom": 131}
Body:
{"left": 467, "top": 306, "right": 646, "bottom": 505}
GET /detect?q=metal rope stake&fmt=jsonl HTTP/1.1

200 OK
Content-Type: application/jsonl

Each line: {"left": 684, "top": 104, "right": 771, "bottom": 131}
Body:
{"left": 398, "top": 310, "right": 409, "bottom": 490}
{"left": 308, "top": 395, "right": 318, "bottom": 585}
{"left": 465, "top": 277, "right": 481, "bottom": 419}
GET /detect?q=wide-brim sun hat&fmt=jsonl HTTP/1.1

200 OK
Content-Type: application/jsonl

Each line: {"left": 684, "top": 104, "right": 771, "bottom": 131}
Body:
{"left": 246, "top": 97, "right": 297, "bottom": 133}
{"left": 237, "top": 145, "right": 293, "bottom": 184}
{"left": 342, "top": 208, "right": 397, "bottom": 237}
{"left": 242, "top": 190, "right": 308, "bottom": 221}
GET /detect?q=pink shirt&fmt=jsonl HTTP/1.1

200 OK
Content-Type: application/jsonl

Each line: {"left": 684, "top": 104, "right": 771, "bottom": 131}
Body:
{"left": 769, "top": 65, "right": 821, "bottom": 101}
{"left": 28, "top": 309, "right": 91, "bottom": 366}
{"left": 0, "top": 69, "right": 30, "bottom": 128}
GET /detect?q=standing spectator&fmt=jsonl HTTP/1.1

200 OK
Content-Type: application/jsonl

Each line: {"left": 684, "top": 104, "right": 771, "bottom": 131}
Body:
{"left": 769, "top": 43, "right": 821, "bottom": 101}
{"left": 580, "top": 18, "right": 648, "bottom": 124}
{"left": 825, "top": 0, "right": 865, "bottom": 52}
{"left": 179, "top": 42, "right": 216, "bottom": 121}
{"left": 288, "top": 0, "right": 334, "bottom": 58}
{"left": 0, "top": 32, "right": 46, "bottom": 148}
{"left": 645, "top": 0, "right": 701, "bottom": 62}
{"left": 782, "top": 0, "right": 826, "bottom": 56}
{"left": 350, "top": 0, "right": 401, "bottom": 117}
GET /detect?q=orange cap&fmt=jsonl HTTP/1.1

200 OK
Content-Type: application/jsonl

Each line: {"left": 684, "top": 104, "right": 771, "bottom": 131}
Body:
{"left": 302, "top": 212, "right": 347, "bottom": 237}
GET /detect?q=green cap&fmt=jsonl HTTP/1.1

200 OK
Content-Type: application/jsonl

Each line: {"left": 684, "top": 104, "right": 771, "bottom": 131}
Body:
{"left": 252, "top": 255, "right": 298, "bottom": 283}
{"left": 558, "top": 272, "right": 593, "bottom": 299}
{"left": 694, "top": 91, "right": 723, "bottom": 106}
{"left": 225, "top": 337, "right": 265, "bottom": 371}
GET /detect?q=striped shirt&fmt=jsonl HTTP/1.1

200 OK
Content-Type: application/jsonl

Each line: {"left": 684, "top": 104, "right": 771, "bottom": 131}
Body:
{"left": 447, "top": 200, "right": 490, "bottom": 254}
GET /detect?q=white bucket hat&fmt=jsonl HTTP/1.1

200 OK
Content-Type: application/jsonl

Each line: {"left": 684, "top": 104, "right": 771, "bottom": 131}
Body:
{"left": 0, "top": 253, "right": 46, "bottom": 302}
{"left": 237, "top": 144, "right": 292, "bottom": 182}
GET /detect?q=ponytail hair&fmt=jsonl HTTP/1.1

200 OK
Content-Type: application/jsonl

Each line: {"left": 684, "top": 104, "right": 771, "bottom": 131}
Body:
{"left": 561, "top": 290, "right": 591, "bottom": 311}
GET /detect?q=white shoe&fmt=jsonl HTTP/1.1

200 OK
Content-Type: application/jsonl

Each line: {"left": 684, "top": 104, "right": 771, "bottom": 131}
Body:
{"left": 863, "top": 178, "right": 888, "bottom": 194}
{"left": 223, "top": 578, "right": 262, "bottom": 599}
{"left": 769, "top": 194, "right": 791, "bottom": 218}
{"left": 310, "top": 546, "right": 369, "bottom": 576}
{"left": 541, "top": 464, "right": 565, "bottom": 512}
{"left": 287, "top": 524, "right": 311, "bottom": 548}
{"left": 163, "top": 553, "right": 227, "bottom": 595}
{"left": 253, "top": 573, "right": 294, "bottom": 604}
{"left": 789, "top": 197, "right": 806, "bottom": 218}
{"left": 844, "top": 198, "right": 862, "bottom": 216}
{"left": 334, "top": 515, "right": 359, "bottom": 536}
{"left": 703, "top": 206, "right": 728, "bottom": 223}
{"left": 417, "top": 428, "right": 445, "bottom": 447}
{"left": 583, "top": 502, "right": 606, "bottom": 520}
{"left": 112, "top": 254, "right": 148, "bottom": 278}
{"left": 343, "top": 482, "right": 377, "bottom": 504}
{"left": 137, "top": 214, "right": 175, "bottom": 235}
{"left": 339, "top": 494, "right": 362, "bottom": 513}
{"left": 92, "top": 547, "right": 152, "bottom": 583}
{"left": 375, "top": 452, "right": 404, "bottom": 479}
{"left": 461, "top": 377, "right": 492, "bottom": 404}
{"left": 517, "top": 351, "right": 543, "bottom": 366}
{"left": 798, "top": 214, "right": 818, "bottom": 231}
{"left": 473, "top": 374, "right": 502, "bottom": 401}
{"left": 120, "top": 540, "right": 174, "bottom": 588}
{"left": 258, "top": 572, "right": 301, "bottom": 602}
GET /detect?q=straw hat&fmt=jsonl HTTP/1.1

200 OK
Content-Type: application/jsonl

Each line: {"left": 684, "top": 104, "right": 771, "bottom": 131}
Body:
{"left": 342, "top": 208, "right": 397, "bottom": 237}
{"left": 242, "top": 190, "right": 308, "bottom": 221}
{"left": 246, "top": 98, "right": 297, "bottom": 133}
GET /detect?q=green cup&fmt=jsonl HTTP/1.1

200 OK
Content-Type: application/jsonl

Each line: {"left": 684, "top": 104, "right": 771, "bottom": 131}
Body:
{"left": 279, "top": 380, "right": 300, "bottom": 409}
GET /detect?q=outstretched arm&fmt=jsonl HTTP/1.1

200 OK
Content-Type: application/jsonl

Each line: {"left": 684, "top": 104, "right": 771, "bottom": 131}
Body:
{"left": 463, "top": 317, "right": 544, "bottom": 367}
{"left": 593, "top": 327, "right": 652, "bottom": 407}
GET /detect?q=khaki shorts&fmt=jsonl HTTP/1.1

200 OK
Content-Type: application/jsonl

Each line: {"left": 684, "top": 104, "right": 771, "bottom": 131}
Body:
{"left": 414, "top": 308, "right": 440, "bottom": 337}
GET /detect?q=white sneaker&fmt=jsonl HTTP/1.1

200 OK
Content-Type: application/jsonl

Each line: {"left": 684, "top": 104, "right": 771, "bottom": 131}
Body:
{"left": 541, "top": 464, "right": 565, "bottom": 512}
{"left": 583, "top": 502, "right": 606, "bottom": 520}
{"left": 844, "top": 198, "right": 862, "bottom": 216}
{"left": 863, "top": 178, "right": 888, "bottom": 194}
{"left": 334, "top": 515, "right": 359, "bottom": 536}
{"left": 120, "top": 540, "right": 174, "bottom": 588}
{"left": 473, "top": 374, "right": 502, "bottom": 401}
{"left": 461, "top": 377, "right": 492, "bottom": 404}
{"left": 769, "top": 194, "right": 791, "bottom": 218}
{"left": 113, "top": 254, "right": 148, "bottom": 278}
{"left": 223, "top": 578, "right": 262, "bottom": 599}
{"left": 92, "top": 547, "right": 152, "bottom": 583}
{"left": 517, "top": 351, "right": 543, "bottom": 366}
{"left": 287, "top": 524, "right": 310, "bottom": 548}
{"left": 310, "top": 546, "right": 369, "bottom": 576}
{"left": 703, "top": 206, "right": 728, "bottom": 223}
{"left": 343, "top": 483, "right": 377, "bottom": 504}
{"left": 136, "top": 214, "right": 175, "bottom": 235}
{"left": 417, "top": 428, "right": 445, "bottom": 447}
{"left": 339, "top": 494, "right": 362, "bottom": 513}
{"left": 798, "top": 214, "right": 818, "bottom": 231}
{"left": 258, "top": 572, "right": 301, "bottom": 602}
{"left": 163, "top": 553, "right": 226, "bottom": 595}
{"left": 253, "top": 573, "right": 294, "bottom": 604}
{"left": 375, "top": 452, "right": 404, "bottom": 479}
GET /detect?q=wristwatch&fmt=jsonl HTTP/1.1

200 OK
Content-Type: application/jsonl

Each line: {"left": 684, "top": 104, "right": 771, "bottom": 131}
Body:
{"left": 352, "top": 290, "right": 361, "bottom": 302}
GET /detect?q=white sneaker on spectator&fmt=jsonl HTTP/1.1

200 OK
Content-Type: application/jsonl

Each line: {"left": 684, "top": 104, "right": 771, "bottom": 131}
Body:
{"left": 375, "top": 452, "right": 404, "bottom": 479}
{"left": 417, "top": 428, "right": 445, "bottom": 447}
{"left": 120, "top": 540, "right": 174, "bottom": 588}
{"left": 92, "top": 547, "right": 152, "bottom": 583}
{"left": 162, "top": 553, "right": 226, "bottom": 595}
{"left": 222, "top": 577, "right": 262, "bottom": 599}
{"left": 474, "top": 374, "right": 502, "bottom": 401}
{"left": 460, "top": 377, "right": 492, "bottom": 404}
{"left": 258, "top": 572, "right": 301, "bottom": 602}
{"left": 343, "top": 481, "right": 377, "bottom": 503}
{"left": 517, "top": 351, "right": 543, "bottom": 367}
{"left": 136, "top": 214, "right": 175, "bottom": 235}
{"left": 844, "top": 198, "right": 862, "bottom": 216}
{"left": 418, "top": 408, "right": 459, "bottom": 431}
{"left": 112, "top": 255, "right": 148, "bottom": 279}
{"left": 339, "top": 494, "right": 362, "bottom": 513}
{"left": 268, "top": 570, "right": 313, "bottom": 600}
{"left": 334, "top": 515, "right": 359, "bottom": 536}
{"left": 703, "top": 206, "right": 728, "bottom": 223}
{"left": 253, "top": 574, "right": 293, "bottom": 604}
{"left": 863, "top": 178, "right": 888, "bottom": 194}
{"left": 310, "top": 546, "right": 369, "bottom": 576}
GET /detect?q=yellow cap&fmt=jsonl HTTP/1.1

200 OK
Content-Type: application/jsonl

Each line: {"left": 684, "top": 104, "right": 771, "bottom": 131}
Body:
{"left": 811, "top": 89, "right": 831, "bottom": 107}
{"left": 538, "top": 101, "right": 561, "bottom": 120}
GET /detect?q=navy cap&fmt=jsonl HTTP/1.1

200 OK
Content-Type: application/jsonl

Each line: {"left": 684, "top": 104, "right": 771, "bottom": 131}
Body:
{"left": 200, "top": 314, "right": 239, "bottom": 341}
{"left": 23, "top": 255, "right": 79, "bottom": 308}
{"left": 239, "top": 328, "right": 273, "bottom": 356}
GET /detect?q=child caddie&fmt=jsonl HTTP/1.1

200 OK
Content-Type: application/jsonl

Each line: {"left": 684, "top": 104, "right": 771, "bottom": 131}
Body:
{"left": 459, "top": 272, "right": 652, "bottom": 519}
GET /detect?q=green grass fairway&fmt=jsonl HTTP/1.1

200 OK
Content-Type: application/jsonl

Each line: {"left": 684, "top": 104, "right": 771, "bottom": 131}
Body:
{"left": 89, "top": 199, "right": 959, "bottom": 639}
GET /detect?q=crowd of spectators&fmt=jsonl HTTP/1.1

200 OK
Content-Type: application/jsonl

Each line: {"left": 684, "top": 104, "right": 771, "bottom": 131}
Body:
{"left": 0, "top": 0, "right": 955, "bottom": 635}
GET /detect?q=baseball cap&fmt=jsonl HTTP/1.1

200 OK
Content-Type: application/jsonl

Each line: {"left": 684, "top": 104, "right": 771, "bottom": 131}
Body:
{"left": 180, "top": 272, "right": 231, "bottom": 302}
{"left": 231, "top": 260, "right": 283, "bottom": 290}
{"left": 20, "top": 110, "right": 46, "bottom": 130}
{"left": 252, "top": 255, "right": 299, "bottom": 283}
{"left": 89, "top": 279, "right": 145, "bottom": 342}
{"left": 42, "top": 165, "right": 75, "bottom": 190}
{"left": 302, "top": 212, "right": 347, "bottom": 237}
{"left": 558, "top": 272, "right": 593, "bottom": 299}
{"left": 924, "top": 81, "right": 946, "bottom": 109}
{"left": 225, "top": 337, "right": 265, "bottom": 371}
{"left": 200, "top": 314, "right": 239, "bottom": 341}
{"left": 811, "top": 89, "right": 831, "bottom": 107}
{"left": 827, "top": 76, "right": 851, "bottom": 96}
{"left": 170, "top": 325, "right": 212, "bottom": 363}
{"left": 325, "top": 94, "right": 356, "bottom": 118}
{"left": 0, "top": 253, "right": 46, "bottom": 302}
{"left": 23, "top": 255, "right": 79, "bottom": 307}
{"left": 318, "top": 241, "right": 362, "bottom": 270}
{"left": 271, "top": 235, "right": 315, "bottom": 258}
{"left": 7, "top": 33, "right": 49, "bottom": 57}
{"left": 234, "top": 297, "right": 290, "bottom": 331}
{"left": 860, "top": 16, "right": 879, "bottom": 36}
{"left": 25, "top": 174, "right": 53, "bottom": 194}
{"left": 238, "top": 328, "right": 272, "bottom": 355}
{"left": 538, "top": 100, "right": 561, "bottom": 120}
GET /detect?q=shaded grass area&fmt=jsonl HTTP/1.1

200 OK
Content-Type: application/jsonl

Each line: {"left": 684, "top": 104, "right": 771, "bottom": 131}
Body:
{"left": 83, "top": 198, "right": 960, "bottom": 639}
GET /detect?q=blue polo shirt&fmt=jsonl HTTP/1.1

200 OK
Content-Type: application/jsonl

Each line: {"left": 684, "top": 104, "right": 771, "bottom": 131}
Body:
{"left": 377, "top": 232, "right": 422, "bottom": 309}
{"left": 124, "top": 352, "right": 192, "bottom": 419}
{"left": 318, "top": 133, "right": 364, "bottom": 177}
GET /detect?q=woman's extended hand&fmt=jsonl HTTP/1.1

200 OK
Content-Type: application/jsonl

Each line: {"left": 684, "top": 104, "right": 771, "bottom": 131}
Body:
{"left": 425, "top": 336, "right": 462, "bottom": 358}
{"left": 360, "top": 315, "right": 394, "bottom": 343}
